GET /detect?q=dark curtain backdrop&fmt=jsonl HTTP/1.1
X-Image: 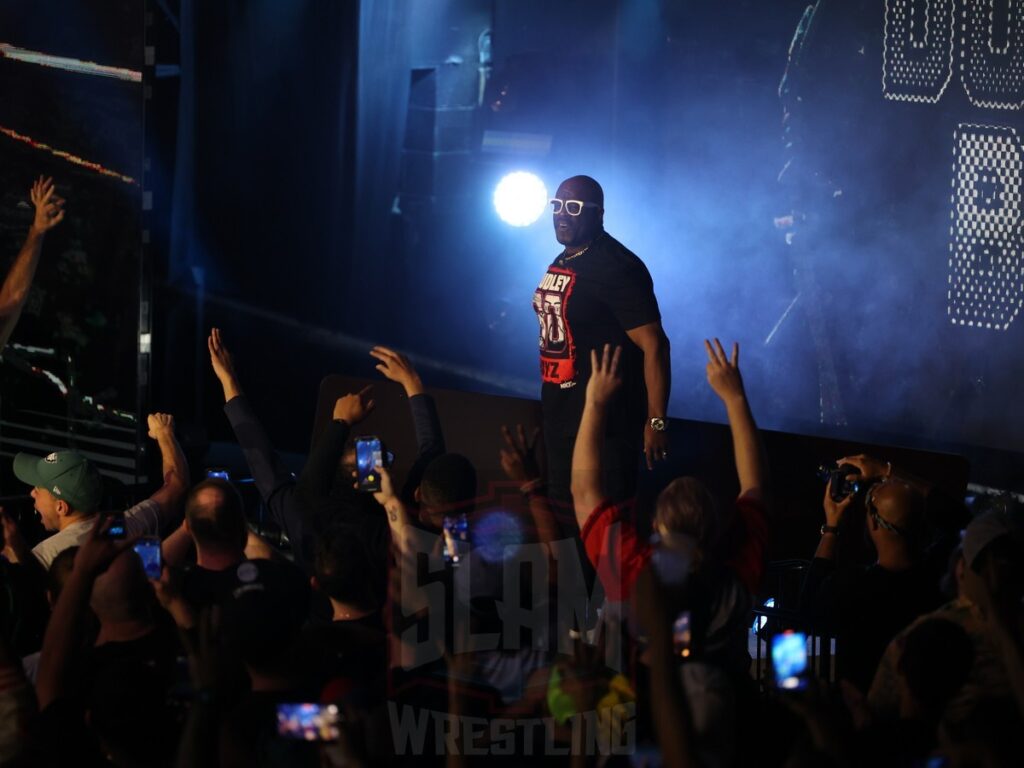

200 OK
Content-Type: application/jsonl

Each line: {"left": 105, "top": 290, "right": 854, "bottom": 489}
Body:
{"left": 352, "top": 0, "right": 483, "bottom": 341}
{"left": 164, "top": 0, "right": 357, "bottom": 442}
{"left": 170, "top": 0, "right": 356, "bottom": 313}
{"left": 352, "top": 0, "right": 413, "bottom": 294}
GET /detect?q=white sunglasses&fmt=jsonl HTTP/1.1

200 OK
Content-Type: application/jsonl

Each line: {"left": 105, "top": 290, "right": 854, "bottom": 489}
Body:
{"left": 550, "top": 198, "right": 601, "bottom": 216}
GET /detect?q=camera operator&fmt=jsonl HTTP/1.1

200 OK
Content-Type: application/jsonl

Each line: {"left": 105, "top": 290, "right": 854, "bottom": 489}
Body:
{"left": 800, "top": 456, "right": 942, "bottom": 693}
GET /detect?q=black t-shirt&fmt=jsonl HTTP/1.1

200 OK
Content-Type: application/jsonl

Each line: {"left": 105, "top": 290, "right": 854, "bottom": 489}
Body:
{"left": 802, "top": 559, "right": 943, "bottom": 693}
{"left": 299, "top": 613, "right": 388, "bottom": 698}
{"left": 533, "top": 232, "right": 661, "bottom": 437}
{"left": 181, "top": 562, "right": 239, "bottom": 609}
{"left": 87, "top": 622, "right": 182, "bottom": 681}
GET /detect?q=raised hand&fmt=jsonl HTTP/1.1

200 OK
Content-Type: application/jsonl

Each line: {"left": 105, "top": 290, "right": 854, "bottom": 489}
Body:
{"left": 822, "top": 480, "right": 854, "bottom": 528}
{"left": 208, "top": 327, "right": 242, "bottom": 400}
{"left": 705, "top": 338, "right": 745, "bottom": 405}
{"left": 0, "top": 506, "right": 26, "bottom": 563}
{"left": 370, "top": 346, "right": 424, "bottom": 396}
{"left": 371, "top": 465, "right": 397, "bottom": 507}
{"left": 499, "top": 424, "right": 541, "bottom": 483}
{"left": 150, "top": 565, "right": 196, "bottom": 630}
{"left": 333, "top": 386, "right": 375, "bottom": 425}
{"left": 585, "top": 344, "right": 623, "bottom": 408}
{"left": 147, "top": 412, "right": 175, "bottom": 440}
{"left": 30, "top": 176, "right": 65, "bottom": 233}
{"left": 836, "top": 453, "right": 891, "bottom": 481}
{"left": 369, "top": 465, "right": 411, "bottom": 536}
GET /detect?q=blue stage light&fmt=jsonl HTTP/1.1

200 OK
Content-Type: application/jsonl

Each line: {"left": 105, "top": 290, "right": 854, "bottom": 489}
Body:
{"left": 493, "top": 172, "right": 547, "bottom": 227}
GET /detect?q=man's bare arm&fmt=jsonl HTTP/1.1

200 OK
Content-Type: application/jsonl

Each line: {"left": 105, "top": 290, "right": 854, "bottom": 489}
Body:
{"left": 625, "top": 321, "right": 671, "bottom": 469}
{"left": 146, "top": 413, "right": 190, "bottom": 527}
{"left": 161, "top": 522, "right": 194, "bottom": 566}
{"left": 0, "top": 177, "right": 65, "bottom": 348}
{"left": 570, "top": 345, "right": 622, "bottom": 530}
{"left": 372, "top": 467, "right": 413, "bottom": 554}
{"left": 499, "top": 424, "right": 559, "bottom": 546}
{"left": 705, "top": 339, "right": 766, "bottom": 499}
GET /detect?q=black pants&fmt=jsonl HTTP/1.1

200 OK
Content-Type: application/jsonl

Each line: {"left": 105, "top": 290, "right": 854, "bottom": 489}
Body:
{"left": 543, "top": 426, "right": 641, "bottom": 516}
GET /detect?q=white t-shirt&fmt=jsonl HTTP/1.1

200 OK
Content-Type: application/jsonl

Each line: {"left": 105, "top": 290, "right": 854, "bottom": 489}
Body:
{"left": 31, "top": 499, "right": 164, "bottom": 571}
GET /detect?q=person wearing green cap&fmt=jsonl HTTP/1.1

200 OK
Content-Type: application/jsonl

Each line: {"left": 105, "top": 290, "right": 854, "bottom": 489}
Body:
{"left": 8, "top": 413, "right": 189, "bottom": 570}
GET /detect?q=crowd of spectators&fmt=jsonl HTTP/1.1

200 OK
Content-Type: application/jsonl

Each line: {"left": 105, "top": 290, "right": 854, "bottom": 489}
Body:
{"left": 1, "top": 329, "right": 1022, "bottom": 767}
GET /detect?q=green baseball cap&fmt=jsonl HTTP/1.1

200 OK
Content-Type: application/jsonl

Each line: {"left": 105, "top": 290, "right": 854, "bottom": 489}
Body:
{"left": 13, "top": 450, "right": 102, "bottom": 513}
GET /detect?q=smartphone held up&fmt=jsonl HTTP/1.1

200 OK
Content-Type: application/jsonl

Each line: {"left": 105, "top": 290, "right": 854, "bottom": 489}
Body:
{"left": 771, "top": 631, "right": 809, "bottom": 691}
{"left": 276, "top": 703, "right": 340, "bottom": 741}
{"left": 103, "top": 510, "right": 127, "bottom": 540}
{"left": 355, "top": 436, "right": 383, "bottom": 493}
{"left": 133, "top": 536, "right": 162, "bottom": 580}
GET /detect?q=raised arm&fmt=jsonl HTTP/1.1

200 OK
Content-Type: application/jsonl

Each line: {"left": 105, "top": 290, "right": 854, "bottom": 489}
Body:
{"left": 705, "top": 339, "right": 765, "bottom": 500}
{"left": 160, "top": 523, "right": 194, "bottom": 567}
{"left": 1, "top": 507, "right": 36, "bottom": 568}
{"left": 812, "top": 481, "right": 853, "bottom": 562}
{"left": 799, "top": 483, "right": 855, "bottom": 617}
{"left": 0, "top": 177, "right": 64, "bottom": 349}
{"left": 570, "top": 344, "right": 622, "bottom": 530}
{"left": 208, "top": 327, "right": 242, "bottom": 403}
{"left": 370, "top": 346, "right": 445, "bottom": 499}
{"left": 625, "top": 321, "right": 671, "bottom": 470}
{"left": 210, "top": 328, "right": 303, "bottom": 525}
{"left": 0, "top": 618, "right": 35, "bottom": 764}
{"left": 371, "top": 466, "right": 413, "bottom": 555}
{"left": 635, "top": 567, "right": 699, "bottom": 768}
{"left": 370, "top": 346, "right": 424, "bottom": 399}
{"left": 36, "top": 516, "right": 136, "bottom": 708}
{"left": 298, "top": 388, "right": 373, "bottom": 499}
{"left": 145, "top": 413, "right": 190, "bottom": 527}
{"left": 500, "top": 424, "right": 559, "bottom": 547}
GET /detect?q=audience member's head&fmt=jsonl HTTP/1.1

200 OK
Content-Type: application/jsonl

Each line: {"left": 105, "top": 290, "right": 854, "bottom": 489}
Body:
{"left": 13, "top": 450, "right": 102, "bottom": 531}
{"left": 313, "top": 525, "right": 379, "bottom": 613}
{"left": 864, "top": 479, "right": 927, "bottom": 557}
{"left": 417, "top": 453, "right": 477, "bottom": 528}
{"left": 654, "top": 476, "right": 719, "bottom": 552}
{"left": 185, "top": 477, "right": 247, "bottom": 565}
{"left": 962, "top": 507, "right": 1017, "bottom": 569}
{"left": 961, "top": 507, "right": 1023, "bottom": 609}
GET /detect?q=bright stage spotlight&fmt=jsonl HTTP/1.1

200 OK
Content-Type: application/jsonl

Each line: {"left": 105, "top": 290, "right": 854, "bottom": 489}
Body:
{"left": 493, "top": 172, "right": 547, "bottom": 227}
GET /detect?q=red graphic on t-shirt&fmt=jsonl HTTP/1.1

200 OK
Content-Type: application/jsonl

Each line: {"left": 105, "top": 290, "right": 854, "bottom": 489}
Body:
{"left": 533, "top": 266, "right": 577, "bottom": 385}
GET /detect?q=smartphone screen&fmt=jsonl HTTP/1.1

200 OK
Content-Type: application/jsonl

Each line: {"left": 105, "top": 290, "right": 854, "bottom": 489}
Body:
{"left": 771, "top": 631, "right": 808, "bottom": 690}
{"left": 133, "top": 536, "right": 162, "bottom": 580}
{"left": 442, "top": 514, "right": 469, "bottom": 566}
{"left": 276, "top": 703, "right": 340, "bottom": 741}
{"left": 355, "top": 437, "right": 383, "bottom": 493}
{"left": 104, "top": 510, "right": 126, "bottom": 540}
{"left": 206, "top": 468, "right": 230, "bottom": 481}
{"left": 672, "top": 611, "right": 692, "bottom": 658}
